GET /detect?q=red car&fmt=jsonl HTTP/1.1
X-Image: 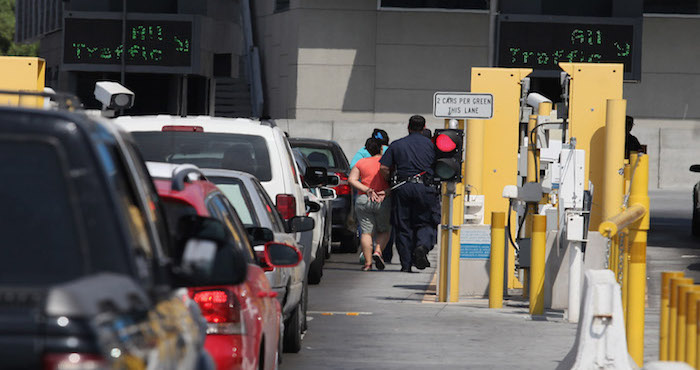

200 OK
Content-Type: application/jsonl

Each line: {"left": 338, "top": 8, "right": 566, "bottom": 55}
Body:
{"left": 148, "top": 162, "right": 306, "bottom": 370}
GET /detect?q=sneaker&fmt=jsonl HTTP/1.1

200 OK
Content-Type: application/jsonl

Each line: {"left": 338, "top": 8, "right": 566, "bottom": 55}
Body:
{"left": 413, "top": 246, "right": 429, "bottom": 270}
{"left": 359, "top": 252, "right": 366, "bottom": 265}
{"left": 372, "top": 253, "right": 385, "bottom": 271}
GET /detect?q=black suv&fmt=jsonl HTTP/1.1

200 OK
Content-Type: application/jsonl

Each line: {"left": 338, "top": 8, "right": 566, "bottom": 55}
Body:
{"left": 0, "top": 105, "right": 248, "bottom": 369}
{"left": 289, "top": 138, "right": 357, "bottom": 252}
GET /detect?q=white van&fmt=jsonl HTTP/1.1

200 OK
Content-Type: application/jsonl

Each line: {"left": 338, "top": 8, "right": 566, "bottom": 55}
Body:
{"left": 113, "top": 116, "right": 314, "bottom": 259}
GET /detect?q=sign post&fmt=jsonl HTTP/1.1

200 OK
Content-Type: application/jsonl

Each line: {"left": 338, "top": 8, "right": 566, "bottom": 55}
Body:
{"left": 434, "top": 92, "right": 493, "bottom": 303}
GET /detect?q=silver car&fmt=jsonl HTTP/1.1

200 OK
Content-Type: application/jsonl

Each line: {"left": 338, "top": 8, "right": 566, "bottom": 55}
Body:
{"left": 200, "top": 168, "right": 309, "bottom": 353}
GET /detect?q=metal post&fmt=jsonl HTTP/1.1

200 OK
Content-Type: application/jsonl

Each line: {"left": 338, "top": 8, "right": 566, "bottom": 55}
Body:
{"left": 669, "top": 277, "right": 693, "bottom": 361}
{"left": 530, "top": 214, "right": 546, "bottom": 315}
{"left": 568, "top": 241, "right": 583, "bottom": 323}
{"left": 603, "top": 99, "right": 626, "bottom": 271}
{"left": 623, "top": 164, "right": 631, "bottom": 319}
{"left": 687, "top": 292, "right": 700, "bottom": 366}
{"left": 627, "top": 152, "right": 650, "bottom": 366}
{"left": 489, "top": 212, "right": 505, "bottom": 308}
{"left": 446, "top": 186, "right": 455, "bottom": 302}
{"left": 676, "top": 284, "right": 698, "bottom": 362}
{"left": 660, "top": 271, "right": 684, "bottom": 360}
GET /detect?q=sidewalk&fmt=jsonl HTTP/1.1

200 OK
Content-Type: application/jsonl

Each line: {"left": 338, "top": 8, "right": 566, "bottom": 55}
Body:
{"left": 284, "top": 251, "right": 577, "bottom": 369}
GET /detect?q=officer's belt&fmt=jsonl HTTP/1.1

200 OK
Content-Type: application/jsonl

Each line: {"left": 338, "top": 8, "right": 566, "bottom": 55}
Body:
{"left": 398, "top": 175, "right": 424, "bottom": 184}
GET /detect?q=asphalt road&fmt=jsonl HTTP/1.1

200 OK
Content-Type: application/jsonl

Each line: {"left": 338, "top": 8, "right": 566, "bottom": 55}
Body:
{"left": 282, "top": 190, "right": 696, "bottom": 369}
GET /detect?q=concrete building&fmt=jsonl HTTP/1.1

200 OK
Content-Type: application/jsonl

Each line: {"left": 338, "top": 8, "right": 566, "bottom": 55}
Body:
{"left": 252, "top": 0, "right": 700, "bottom": 190}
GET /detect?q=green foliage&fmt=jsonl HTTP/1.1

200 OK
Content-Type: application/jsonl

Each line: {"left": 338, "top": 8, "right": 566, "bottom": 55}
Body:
{"left": 0, "top": 0, "right": 38, "bottom": 56}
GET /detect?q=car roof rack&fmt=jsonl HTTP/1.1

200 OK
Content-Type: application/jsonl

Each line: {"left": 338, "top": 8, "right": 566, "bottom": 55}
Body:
{"left": 0, "top": 89, "right": 82, "bottom": 111}
{"left": 171, "top": 164, "right": 207, "bottom": 191}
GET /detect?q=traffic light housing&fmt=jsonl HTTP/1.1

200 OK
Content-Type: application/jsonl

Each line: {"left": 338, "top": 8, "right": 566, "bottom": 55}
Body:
{"left": 434, "top": 129, "right": 464, "bottom": 182}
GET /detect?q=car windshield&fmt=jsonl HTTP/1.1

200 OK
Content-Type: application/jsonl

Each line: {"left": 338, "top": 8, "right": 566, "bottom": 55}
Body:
{"left": 207, "top": 177, "right": 258, "bottom": 227}
{"left": 1, "top": 140, "right": 85, "bottom": 286}
{"left": 131, "top": 132, "right": 272, "bottom": 181}
{"left": 293, "top": 146, "right": 337, "bottom": 168}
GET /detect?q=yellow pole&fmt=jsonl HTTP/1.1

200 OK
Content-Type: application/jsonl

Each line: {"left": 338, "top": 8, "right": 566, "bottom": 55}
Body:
{"left": 439, "top": 199, "right": 449, "bottom": 302}
{"left": 603, "top": 99, "right": 627, "bottom": 274}
{"left": 678, "top": 285, "right": 700, "bottom": 362}
{"left": 626, "top": 152, "right": 650, "bottom": 366}
{"left": 622, "top": 229, "right": 630, "bottom": 322}
{"left": 688, "top": 292, "right": 700, "bottom": 366}
{"left": 538, "top": 101, "right": 552, "bottom": 116}
{"left": 670, "top": 277, "right": 694, "bottom": 360}
{"left": 661, "top": 272, "right": 685, "bottom": 360}
{"left": 522, "top": 114, "right": 539, "bottom": 298}
{"left": 489, "top": 212, "right": 506, "bottom": 308}
{"left": 530, "top": 215, "right": 546, "bottom": 315}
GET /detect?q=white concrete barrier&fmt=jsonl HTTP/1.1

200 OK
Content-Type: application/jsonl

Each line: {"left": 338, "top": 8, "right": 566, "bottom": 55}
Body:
{"left": 557, "top": 269, "right": 636, "bottom": 370}
{"left": 642, "top": 362, "right": 694, "bottom": 370}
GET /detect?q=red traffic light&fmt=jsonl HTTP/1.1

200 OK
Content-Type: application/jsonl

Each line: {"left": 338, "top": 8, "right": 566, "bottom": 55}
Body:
{"left": 435, "top": 131, "right": 460, "bottom": 152}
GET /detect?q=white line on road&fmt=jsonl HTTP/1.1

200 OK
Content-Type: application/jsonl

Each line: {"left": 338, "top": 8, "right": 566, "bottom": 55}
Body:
{"left": 307, "top": 311, "right": 373, "bottom": 316}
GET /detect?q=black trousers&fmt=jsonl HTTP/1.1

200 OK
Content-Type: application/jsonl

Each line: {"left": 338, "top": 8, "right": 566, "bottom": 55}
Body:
{"left": 392, "top": 182, "right": 438, "bottom": 269}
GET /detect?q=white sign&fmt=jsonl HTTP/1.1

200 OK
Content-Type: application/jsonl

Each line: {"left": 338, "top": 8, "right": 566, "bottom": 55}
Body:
{"left": 433, "top": 92, "right": 494, "bottom": 119}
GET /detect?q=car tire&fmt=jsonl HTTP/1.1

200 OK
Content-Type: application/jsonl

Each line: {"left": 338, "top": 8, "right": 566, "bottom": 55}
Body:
{"left": 308, "top": 247, "right": 324, "bottom": 285}
{"left": 283, "top": 303, "right": 302, "bottom": 353}
{"left": 693, "top": 191, "right": 700, "bottom": 237}
{"left": 339, "top": 231, "right": 359, "bottom": 253}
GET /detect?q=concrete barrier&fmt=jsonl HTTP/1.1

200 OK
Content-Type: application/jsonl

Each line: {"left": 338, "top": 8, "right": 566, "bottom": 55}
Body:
{"left": 557, "top": 269, "right": 636, "bottom": 370}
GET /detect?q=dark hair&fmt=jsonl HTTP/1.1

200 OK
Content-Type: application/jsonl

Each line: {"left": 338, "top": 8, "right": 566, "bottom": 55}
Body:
{"left": 372, "top": 129, "right": 389, "bottom": 146}
{"left": 366, "top": 138, "right": 381, "bottom": 156}
{"left": 408, "top": 115, "right": 426, "bottom": 132}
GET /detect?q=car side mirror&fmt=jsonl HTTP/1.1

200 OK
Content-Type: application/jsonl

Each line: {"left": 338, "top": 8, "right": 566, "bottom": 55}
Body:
{"left": 318, "top": 187, "right": 337, "bottom": 201}
{"left": 265, "top": 242, "right": 302, "bottom": 267}
{"left": 691, "top": 165, "right": 700, "bottom": 173}
{"left": 326, "top": 174, "right": 340, "bottom": 186}
{"left": 304, "top": 166, "right": 328, "bottom": 187}
{"left": 172, "top": 216, "right": 248, "bottom": 287}
{"left": 246, "top": 226, "right": 274, "bottom": 245}
{"left": 305, "top": 199, "right": 321, "bottom": 213}
{"left": 286, "top": 215, "right": 315, "bottom": 233}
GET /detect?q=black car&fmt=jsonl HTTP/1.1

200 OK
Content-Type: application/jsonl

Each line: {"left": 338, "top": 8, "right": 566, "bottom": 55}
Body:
{"left": 0, "top": 103, "right": 248, "bottom": 369}
{"left": 289, "top": 138, "right": 358, "bottom": 252}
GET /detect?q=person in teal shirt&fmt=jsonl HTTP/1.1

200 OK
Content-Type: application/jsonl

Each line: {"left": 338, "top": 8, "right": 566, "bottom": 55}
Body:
{"left": 351, "top": 129, "right": 389, "bottom": 168}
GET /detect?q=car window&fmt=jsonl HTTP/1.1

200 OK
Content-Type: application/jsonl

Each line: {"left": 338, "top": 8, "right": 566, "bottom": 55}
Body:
{"left": 160, "top": 198, "right": 198, "bottom": 243}
{"left": 252, "top": 179, "right": 286, "bottom": 233}
{"left": 131, "top": 132, "right": 272, "bottom": 181}
{"left": 294, "top": 146, "right": 336, "bottom": 168}
{"left": 0, "top": 139, "right": 86, "bottom": 286}
{"left": 282, "top": 138, "right": 300, "bottom": 184}
{"left": 207, "top": 176, "right": 259, "bottom": 227}
{"left": 207, "top": 193, "right": 255, "bottom": 260}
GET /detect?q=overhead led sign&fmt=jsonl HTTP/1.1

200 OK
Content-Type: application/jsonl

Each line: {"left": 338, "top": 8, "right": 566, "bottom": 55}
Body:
{"left": 497, "top": 15, "right": 641, "bottom": 80}
{"left": 63, "top": 18, "right": 192, "bottom": 67}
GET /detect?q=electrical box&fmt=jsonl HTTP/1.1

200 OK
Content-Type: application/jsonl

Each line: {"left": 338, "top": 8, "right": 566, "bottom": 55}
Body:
{"left": 0, "top": 56, "right": 46, "bottom": 107}
{"left": 464, "top": 194, "right": 485, "bottom": 225}
{"left": 559, "top": 149, "right": 585, "bottom": 209}
{"left": 566, "top": 212, "right": 586, "bottom": 242}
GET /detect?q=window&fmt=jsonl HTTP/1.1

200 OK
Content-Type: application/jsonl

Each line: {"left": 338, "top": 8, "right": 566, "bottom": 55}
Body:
{"left": 207, "top": 194, "right": 255, "bottom": 260}
{"left": 378, "top": 0, "right": 489, "bottom": 11}
{"left": 132, "top": 132, "right": 273, "bottom": 182}
{"left": 207, "top": 177, "right": 258, "bottom": 227}
{"left": 253, "top": 179, "right": 287, "bottom": 234}
{"left": 275, "top": 0, "right": 290, "bottom": 12}
{"left": 644, "top": 0, "right": 699, "bottom": 14}
{"left": 294, "top": 147, "right": 337, "bottom": 168}
{"left": 0, "top": 139, "right": 84, "bottom": 285}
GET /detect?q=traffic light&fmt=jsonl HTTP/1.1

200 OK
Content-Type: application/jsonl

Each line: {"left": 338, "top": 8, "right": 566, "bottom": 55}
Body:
{"left": 434, "top": 129, "right": 464, "bottom": 182}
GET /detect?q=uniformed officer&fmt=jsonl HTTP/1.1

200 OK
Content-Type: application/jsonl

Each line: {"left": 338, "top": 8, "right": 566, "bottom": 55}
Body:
{"left": 379, "top": 115, "right": 438, "bottom": 272}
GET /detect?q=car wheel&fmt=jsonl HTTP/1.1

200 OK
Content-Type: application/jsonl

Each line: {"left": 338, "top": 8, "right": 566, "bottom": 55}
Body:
{"left": 283, "top": 303, "right": 302, "bottom": 353}
{"left": 693, "top": 191, "right": 700, "bottom": 237}
{"left": 308, "top": 247, "right": 324, "bottom": 285}
{"left": 339, "top": 231, "right": 359, "bottom": 253}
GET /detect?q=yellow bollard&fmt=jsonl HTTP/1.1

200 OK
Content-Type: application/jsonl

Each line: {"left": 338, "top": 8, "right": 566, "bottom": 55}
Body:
{"left": 489, "top": 212, "right": 506, "bottom": 309}
{"left": 670, "top": 277, "right": 694, "bottom": 360}
{"left": 661, "top": 271, "right": 685, "bottom": 360}
{"left": 626, "top": 152, "right": 650, "bottom": 366}
{"left": 678, "top": 285, "right": 700, "bottom": 361}
{"left": 622, "top": 230, "right": 630, "bottom": 322}
{"left": 687, "top": 292, "right": 700, "bottom": 366}
{"left": 530, "top": 215, "right": 546, "bottom": 315}
{"left": 602, "top": 99, "right": 627, "bottom": 272}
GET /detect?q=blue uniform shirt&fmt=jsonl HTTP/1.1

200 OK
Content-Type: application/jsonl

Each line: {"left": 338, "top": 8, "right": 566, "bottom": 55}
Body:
{"left": 379, "top": 132, "right": 435, "bottom": 178}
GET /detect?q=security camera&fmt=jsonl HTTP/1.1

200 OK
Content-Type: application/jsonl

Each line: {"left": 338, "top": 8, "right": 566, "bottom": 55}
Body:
{"left": 526, "top": 92, "right": 552, "bottom": 108}
{"left": 94, "top": 81, "right": 134, "bottom": 110}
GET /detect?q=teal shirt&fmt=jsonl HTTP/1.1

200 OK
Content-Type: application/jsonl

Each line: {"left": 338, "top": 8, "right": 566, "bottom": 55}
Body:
{"left": 350, "top": 145, "right": 388, "bottom": 168}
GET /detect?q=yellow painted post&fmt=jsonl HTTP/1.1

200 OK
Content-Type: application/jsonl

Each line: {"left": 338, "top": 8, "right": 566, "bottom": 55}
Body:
{"left": 687, "top": 292, "right": 700, "bottom": 366}
{"left": 521, "top": 114, "right": 539, "bottom": 297}
{"left": 603, "top": 99, "right": 626, "bottom": 277}
{"left": 622, "top": 229, "right": 630, "bottom": 320}
{"left": 626, "top": 152, "right": 650, "bottom": 366}
{"left": 678, "top": 285, "right": 700, "bottom": 362}
{"left": 530, "top": 215, "right": 546, "bottom": 315}
{"left": 489, "top": 212, "right": 506, "bottom": 308}
{"left": 696, "top": 300, "right": 700, "bottom": 369}
{"left": 661, "top": 272, "right": 685, "bottom": 360}
{"left": 670, "top": 277, "right": 694, "bottom": 360}
{"left": 469, "top": 68, "right": 532, "bottom": 290}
